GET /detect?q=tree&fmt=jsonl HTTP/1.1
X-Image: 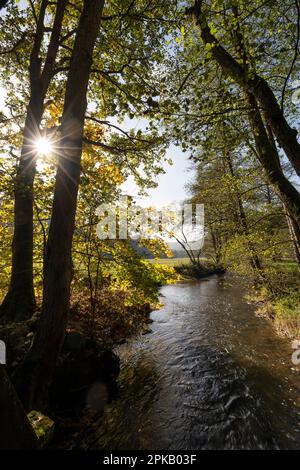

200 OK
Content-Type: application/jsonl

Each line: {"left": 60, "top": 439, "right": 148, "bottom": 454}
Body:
{"left": 0, "top": 1, "right": 9, "bottom": 10}
{"left": 245, "top": 90, "right": 300, "bottom": 248}
{"left": 14, "top": 0, "right": 105, "bottom": 411}
{"left": 183, "top": 1, "right": 300, "bottom": 244}
{"left": 151, "top": 0, "right": 300, "bottom": 269}
{"left": 188, "top": 122, "right": 291, "bottom": 281}
{"left": 187, "top": 0, "right": 300, "bottom": 177}
{"left": 0, "top": 0, "right": 174, "bottom": 322}
{"left": 0, "top": 366, "right": 37, "bottom": 449}
{"left": 0, "top": 0, "right": 68, "bottom": 322}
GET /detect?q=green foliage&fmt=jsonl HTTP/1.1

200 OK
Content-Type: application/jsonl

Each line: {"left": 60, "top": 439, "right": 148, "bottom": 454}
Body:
{"left": 274, "top": 290, "right": 300, "bottom": 320}
{"left": 273, "top": 289, "right": 300, "bottom": 338}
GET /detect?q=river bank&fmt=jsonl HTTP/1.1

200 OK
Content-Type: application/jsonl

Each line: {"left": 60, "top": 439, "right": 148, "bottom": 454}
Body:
{"left": 0, "top": 286, "right": 156, "bottom": 449}
{"left": 248, "top": 288, "right": 300, "bottom": 340}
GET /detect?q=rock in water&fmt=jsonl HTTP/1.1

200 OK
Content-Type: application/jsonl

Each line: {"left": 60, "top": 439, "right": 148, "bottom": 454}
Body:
{"left": 0, "top": 366, "right": 38, "bottom": 449}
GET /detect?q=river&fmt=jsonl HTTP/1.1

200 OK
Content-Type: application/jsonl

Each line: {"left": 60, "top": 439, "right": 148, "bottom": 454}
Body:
{"left": 86, "top": 275, "right": 300, "bottom": 450}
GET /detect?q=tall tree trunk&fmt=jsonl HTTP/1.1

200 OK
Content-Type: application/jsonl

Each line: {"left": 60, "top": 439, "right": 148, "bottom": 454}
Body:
{"left": 231, "top": 4, "right": 300, "bottom": 272}
{"left": 246, "top": 92, "right": 300, "bottom": 240}
{"left": 0, "top": 367, "right": 38, "bottom": 449}
{"left": 263, "top": 115, "right": 300, "bottom": 270}
{"left": 188, "top": 0, "right": 300, "bottom": 177}
{"left": 14, "top": 0, "right": 105, "bottom": 411}
{"left": 0, "top": 0, "right": 67, "bottom": 323}
{"left": 1, "top": 97, "right": 44, "bottom": 322}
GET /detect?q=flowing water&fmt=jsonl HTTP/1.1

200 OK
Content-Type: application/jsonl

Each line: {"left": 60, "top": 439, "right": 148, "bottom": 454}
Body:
{"left": 87, "top": 276, "right": 300, "bottom": 450}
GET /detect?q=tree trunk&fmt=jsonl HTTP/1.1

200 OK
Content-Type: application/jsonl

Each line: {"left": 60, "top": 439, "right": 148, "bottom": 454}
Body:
{"left": 0, "top": 0, "right": 67, "bottom": 322}
{"left": 189, "top": 0, "right": 300, "bottom": 177}
{"left": 210, "top": 228, "right": 222, "bottom": 265}
{"left": 227, "top": 4, "right": 300, "bottom": 270}
{"left": 0, "top": 0, "right": 67, "bottom": 323}
{"left": 0, "top": 99, "right": 43, "bottom": 322}
{"left": 14, "top": 0, "right": 105, "bottom": 411}
{"left": 0, "top": 366, "right": 38, "bottom": 449}
{"left": 263, "top": 115, "right": 300, "bottom": 270}
{"left": 246, "top": 92, "right": 300, "bottom": 239}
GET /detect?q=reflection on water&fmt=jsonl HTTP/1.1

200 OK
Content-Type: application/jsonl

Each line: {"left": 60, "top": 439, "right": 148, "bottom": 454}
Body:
{"left": 87, "top": 276, "right": 300, "bottom": 450}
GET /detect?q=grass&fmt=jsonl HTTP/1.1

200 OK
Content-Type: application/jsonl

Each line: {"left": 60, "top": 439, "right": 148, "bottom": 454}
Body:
{"left": 148, "top": 257, "right": 191, "bottom": 267}
{"left": 273, "top": 290, "right": 300, "bottom": 338}
{"left": 271, "top": 260, "right": 299, "bottom": 274}
{"left": 252, "top": 260, "right": 300, "bottom": 338}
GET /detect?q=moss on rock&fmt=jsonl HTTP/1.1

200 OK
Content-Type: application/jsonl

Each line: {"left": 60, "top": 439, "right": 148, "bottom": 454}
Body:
{"left": 27, "top": 410, "right": 55, "bottom": 447}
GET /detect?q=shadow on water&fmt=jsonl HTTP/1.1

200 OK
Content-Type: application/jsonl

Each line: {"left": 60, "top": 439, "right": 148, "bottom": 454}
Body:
{"left": 84, "top": 276, "right": 300, "bottom": 450}
{"left": 87, "top": 359, "right": 162, "bottom": 450}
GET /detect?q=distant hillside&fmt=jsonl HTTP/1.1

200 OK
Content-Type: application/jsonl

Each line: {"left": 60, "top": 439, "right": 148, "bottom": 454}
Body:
{"left": 130, "top": 239, "right": 186, "bottom": 259}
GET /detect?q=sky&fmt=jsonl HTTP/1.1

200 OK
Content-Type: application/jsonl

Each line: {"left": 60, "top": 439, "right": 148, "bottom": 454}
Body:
{"left": 117, "top": 113, "right": 193, "bottom": 209}
{"left": 92, "top": 110, "right": 194, "bottom": 209}
{"left": 121, "top": 144, "right": 193, "bottom": 209}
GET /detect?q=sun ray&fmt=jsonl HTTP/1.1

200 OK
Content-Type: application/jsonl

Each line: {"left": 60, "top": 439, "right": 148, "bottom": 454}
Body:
{"left": 34, "top": 136, "right": 53, "bottom": 157}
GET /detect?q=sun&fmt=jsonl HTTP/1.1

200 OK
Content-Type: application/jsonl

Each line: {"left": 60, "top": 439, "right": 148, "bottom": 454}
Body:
{"left": 34, "top": 136, "right": 53, "bottom": 157}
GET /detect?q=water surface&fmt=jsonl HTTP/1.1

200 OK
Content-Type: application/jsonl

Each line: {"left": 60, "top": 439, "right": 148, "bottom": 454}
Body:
{"left": 88, "top": 276, "right": 300, "bottom": 450}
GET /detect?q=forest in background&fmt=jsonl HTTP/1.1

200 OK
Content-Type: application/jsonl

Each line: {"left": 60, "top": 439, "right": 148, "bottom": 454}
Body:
{"left": 0, "top": 0, "right": 300, "bottom": 449}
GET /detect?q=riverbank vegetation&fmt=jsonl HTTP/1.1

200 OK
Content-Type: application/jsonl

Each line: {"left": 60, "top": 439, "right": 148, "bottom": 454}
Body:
{"left": 0, "top": 0, "right": 300, "bottom": 449}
